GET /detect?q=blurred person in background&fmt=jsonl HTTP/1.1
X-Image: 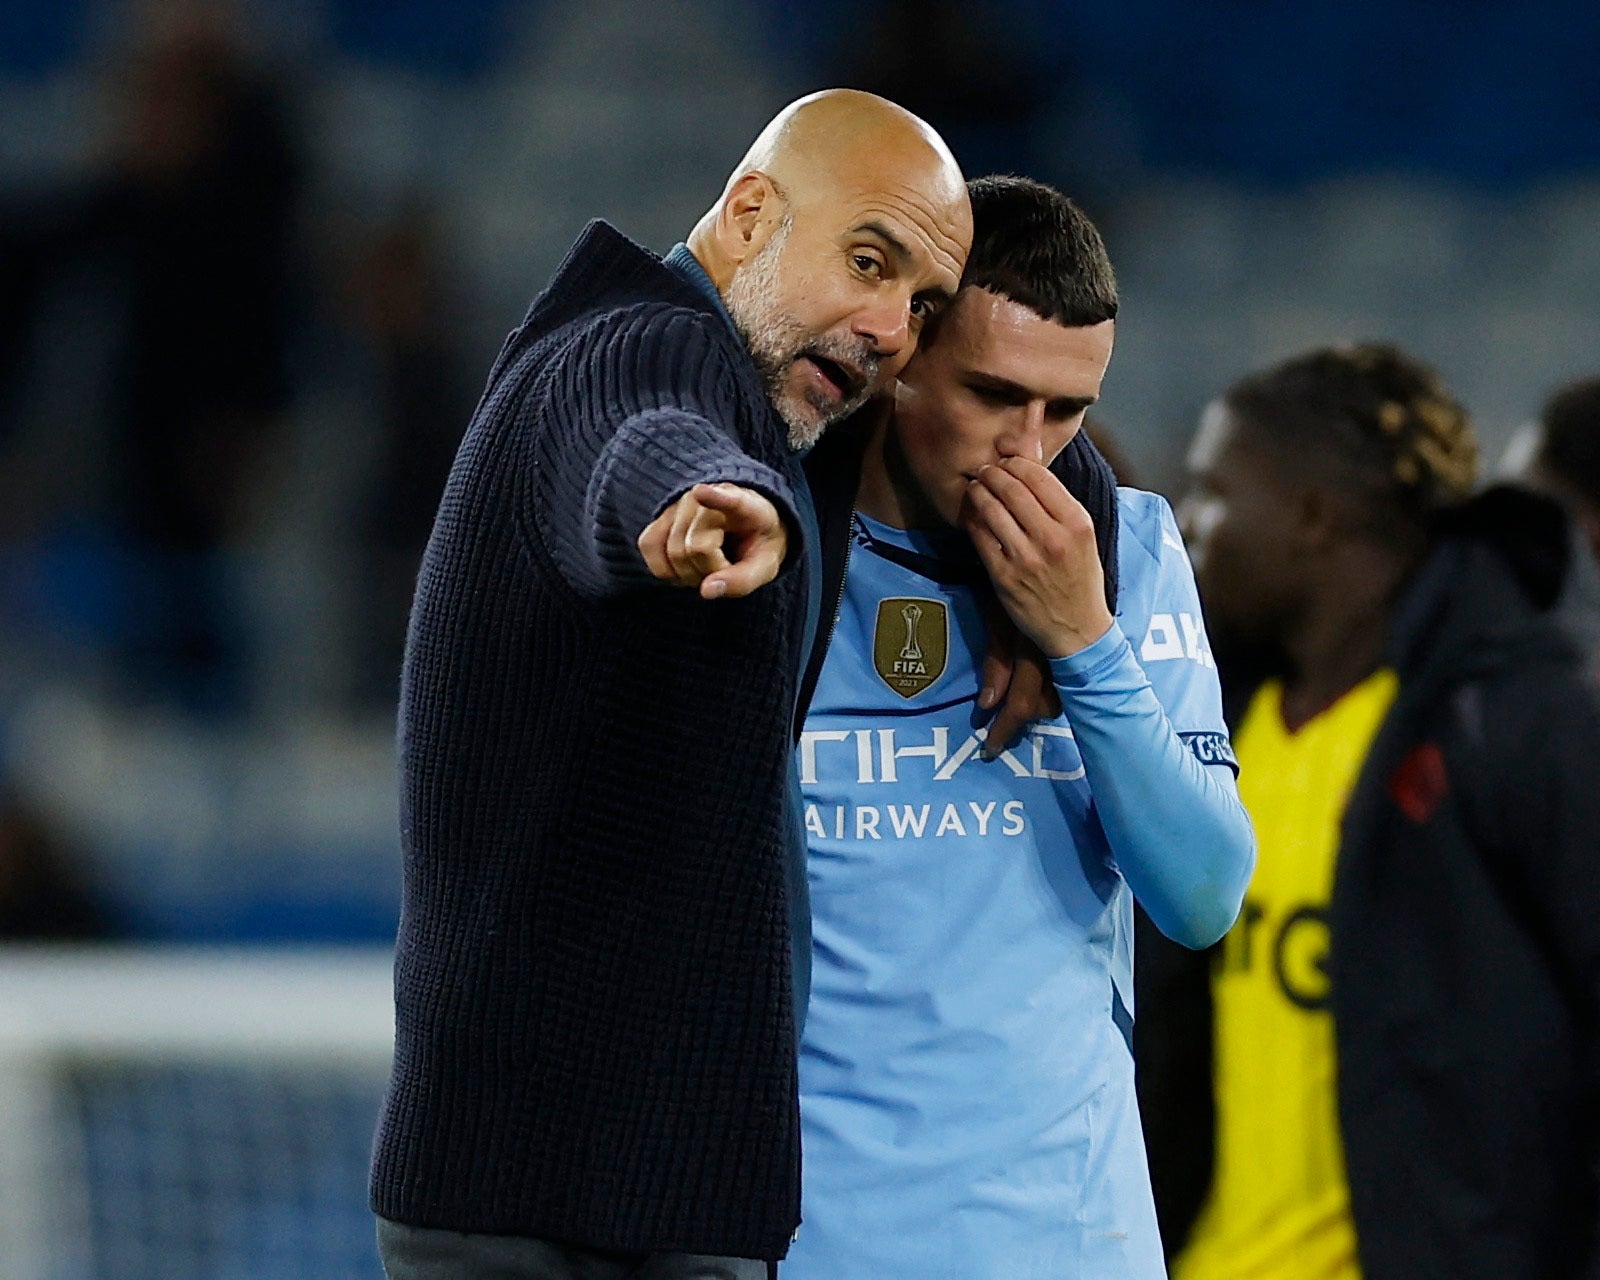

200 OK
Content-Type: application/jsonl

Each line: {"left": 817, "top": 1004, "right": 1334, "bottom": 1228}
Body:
{"left": 1141, "top": 344, "right": 1600, "bottom": 1280}
{"left": 0, "top": 12, "right": 303, "bottom": 713}
{"left": 369, "top": 90, "right": 971, "bottom": 1280}
{"left": 788, "top": 175, "right": 1253, "bottom": 1280}
{"left": 1525, "top": 376, "right": 1600, "bottom": 682}
{"left": 97, "top": 16, "right": 302, "bottom": 712}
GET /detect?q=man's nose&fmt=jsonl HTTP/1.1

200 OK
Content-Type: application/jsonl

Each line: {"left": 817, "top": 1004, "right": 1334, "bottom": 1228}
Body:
{"left": 851, "top": 293, "right": 911, "bottom": 364}
{"left": 995, "top": 401, "right": 1047, "bottom": 463}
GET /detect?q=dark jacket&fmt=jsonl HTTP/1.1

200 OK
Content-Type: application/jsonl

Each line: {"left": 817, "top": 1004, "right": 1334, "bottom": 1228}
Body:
{"left": 1138, "top": 487, "right": 1600, "bottom": 1280}
{"left": 371, "top": 222, "right": 812, "bottom": 1259}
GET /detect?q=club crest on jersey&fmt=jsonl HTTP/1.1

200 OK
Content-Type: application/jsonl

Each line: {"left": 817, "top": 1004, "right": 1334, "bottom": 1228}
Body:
{"left": 873, "top": 597, "right": 948, "bottom": 698}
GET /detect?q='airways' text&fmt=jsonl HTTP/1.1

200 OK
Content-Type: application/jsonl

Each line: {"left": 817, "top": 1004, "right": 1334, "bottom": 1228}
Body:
{"left": 805, "top": 800, "right": 1028, "bottom": 842}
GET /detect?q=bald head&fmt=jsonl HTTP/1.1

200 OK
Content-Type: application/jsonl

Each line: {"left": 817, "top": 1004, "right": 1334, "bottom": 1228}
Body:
{"left": 689, "top": 90, "right": 971, "bottom": 449}
{"left": 722, "top": 89, "right": 963, "bottom": 211}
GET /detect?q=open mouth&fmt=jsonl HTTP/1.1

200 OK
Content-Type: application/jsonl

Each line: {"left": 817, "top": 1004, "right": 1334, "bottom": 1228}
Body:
{"left": 804, "top": 353, "right": 864, "bottom": 402}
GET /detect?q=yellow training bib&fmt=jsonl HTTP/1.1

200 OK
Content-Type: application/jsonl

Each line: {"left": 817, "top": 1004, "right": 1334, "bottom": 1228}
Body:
{"left": 1175, "top": 671, "right": 1398, "bottom": 1280}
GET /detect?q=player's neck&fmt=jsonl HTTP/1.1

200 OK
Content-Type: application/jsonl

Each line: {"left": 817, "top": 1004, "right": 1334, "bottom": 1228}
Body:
{"left": 856, "top": 415, "right": 943, "bottom": 531}
{"left": 1278, "top": 548, "right": 1409, "bottom": 730}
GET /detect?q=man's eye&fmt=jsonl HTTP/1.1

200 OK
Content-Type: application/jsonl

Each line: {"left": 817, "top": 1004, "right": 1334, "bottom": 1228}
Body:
{"left": 852, "top": 254, "right": 882, "bottom": 276}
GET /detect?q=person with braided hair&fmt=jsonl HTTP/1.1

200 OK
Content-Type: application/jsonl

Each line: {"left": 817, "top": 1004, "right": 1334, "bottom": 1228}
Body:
{"left": 1137, "top": 342, "right": 1600, "bottom": 1280}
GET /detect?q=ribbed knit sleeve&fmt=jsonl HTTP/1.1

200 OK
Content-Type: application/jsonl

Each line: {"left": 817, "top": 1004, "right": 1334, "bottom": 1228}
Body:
{"left": 375, "top": 225, "right": 813, "bottom": 1256}
{"left": 525, "top": 302, "right": 798, "bottom": 596}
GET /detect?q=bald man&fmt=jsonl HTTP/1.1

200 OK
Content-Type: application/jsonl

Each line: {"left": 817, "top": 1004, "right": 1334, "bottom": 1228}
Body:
{"left": 369, "top": 91, "right": 970, "bottom": 1280}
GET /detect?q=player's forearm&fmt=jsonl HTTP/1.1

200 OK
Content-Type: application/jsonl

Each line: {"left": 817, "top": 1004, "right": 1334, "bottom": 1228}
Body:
{"left": 1051, "top": 625, "right": 1256, "bottom": 949}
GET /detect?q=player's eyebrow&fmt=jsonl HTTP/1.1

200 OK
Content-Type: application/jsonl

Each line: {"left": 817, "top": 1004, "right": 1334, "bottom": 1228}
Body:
{"left": 967, "top": 371, "right": 1098, "bottom": 414}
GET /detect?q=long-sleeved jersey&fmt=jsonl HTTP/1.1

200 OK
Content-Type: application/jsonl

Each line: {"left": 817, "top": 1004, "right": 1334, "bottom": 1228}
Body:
{"left": 787, "top": 488, "right": 1254, "bottom": 1280}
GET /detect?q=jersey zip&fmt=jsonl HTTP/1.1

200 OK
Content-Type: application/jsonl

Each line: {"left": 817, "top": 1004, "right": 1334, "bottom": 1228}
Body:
{"left": 817, "top": 509, "right": 856, "bottom": 671}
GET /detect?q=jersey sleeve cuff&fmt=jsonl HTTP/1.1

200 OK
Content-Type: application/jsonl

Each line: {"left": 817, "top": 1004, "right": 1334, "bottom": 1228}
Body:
{"left": 1048, "top": 622, "right": 1135, "bottom": 687}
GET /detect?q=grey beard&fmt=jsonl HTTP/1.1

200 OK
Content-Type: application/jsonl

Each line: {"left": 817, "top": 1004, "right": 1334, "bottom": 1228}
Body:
{"left": 726, "top": 222, "right": 878, "bottom": 450}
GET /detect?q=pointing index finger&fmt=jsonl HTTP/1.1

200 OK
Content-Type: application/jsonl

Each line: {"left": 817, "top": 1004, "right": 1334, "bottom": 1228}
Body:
{"left": 692, "top": 482, "right": 757, "bottom": 514}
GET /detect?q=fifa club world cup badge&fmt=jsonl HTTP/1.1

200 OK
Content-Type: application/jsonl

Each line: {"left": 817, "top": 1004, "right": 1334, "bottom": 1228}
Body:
{"left": 873, "top": 597, "right": 949, "bottom": 698}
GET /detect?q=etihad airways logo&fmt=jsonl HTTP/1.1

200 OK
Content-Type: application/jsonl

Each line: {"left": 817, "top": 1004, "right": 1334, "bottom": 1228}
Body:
{"left": 799, "top": 724, "right": 1084, "bottom": 786}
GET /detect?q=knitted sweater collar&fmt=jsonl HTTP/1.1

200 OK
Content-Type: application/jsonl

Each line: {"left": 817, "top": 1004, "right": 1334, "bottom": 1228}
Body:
{"left": 663, "top": 242, "right": 738, "bottom": 336}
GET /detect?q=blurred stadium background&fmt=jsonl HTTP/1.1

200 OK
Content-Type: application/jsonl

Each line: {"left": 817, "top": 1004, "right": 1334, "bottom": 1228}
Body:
{"left": 0, "top": 0, "right": 1596, "bottom": 1275}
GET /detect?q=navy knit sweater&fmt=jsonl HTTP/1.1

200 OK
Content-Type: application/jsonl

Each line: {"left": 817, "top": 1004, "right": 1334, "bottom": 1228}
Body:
{"left": 370, "top": 221, "right": 811, "bottom": 1258}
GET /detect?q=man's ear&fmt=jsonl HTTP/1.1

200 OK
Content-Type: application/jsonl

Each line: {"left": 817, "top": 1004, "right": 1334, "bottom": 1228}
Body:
{"left": 1296, "top": 482, "right": 1343, "bottom": 550}
{"left": 714, "top": 172, "right": 785, "bottom": 267}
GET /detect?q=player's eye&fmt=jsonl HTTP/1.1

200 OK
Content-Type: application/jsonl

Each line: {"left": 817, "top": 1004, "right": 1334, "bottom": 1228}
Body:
{"left": 851, "top": 252, "right": 884, "bottom": 277}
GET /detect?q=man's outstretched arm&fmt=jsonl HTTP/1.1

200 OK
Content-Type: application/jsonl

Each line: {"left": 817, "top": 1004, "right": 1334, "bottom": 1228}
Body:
{"left": 527, "top": 308, "right": 800, "bottom": 597}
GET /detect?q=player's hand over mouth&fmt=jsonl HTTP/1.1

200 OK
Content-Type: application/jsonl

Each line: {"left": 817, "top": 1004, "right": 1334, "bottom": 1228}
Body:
{"left": 962, "top": 457, "right": 1113, "bottom": 659}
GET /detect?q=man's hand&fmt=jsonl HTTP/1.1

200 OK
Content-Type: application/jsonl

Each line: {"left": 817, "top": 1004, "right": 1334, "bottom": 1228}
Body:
{"left": 637, "top": 483, "right": 788, "bottom": 600}
{"left": 977, "top": 616, "right": 1062, "bottom": 755}
{"left": 962, "top": 457, "right": 1113, "bottom": 658}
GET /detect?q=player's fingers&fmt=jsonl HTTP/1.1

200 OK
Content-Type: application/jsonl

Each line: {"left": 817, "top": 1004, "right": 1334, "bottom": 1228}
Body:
{"left": 964, "top": 477, "right": 1030, "bottom": 557}
{"left": 997, "top": 456, "right": 1087, "bottom": 527}
{"left": 973, "top": 463, "right": 1055, "bottom": 540}
{"left": 997, "top": 457, "right": 1100, "bottom": 555}
{"left": 961, "top": 499, "right": 1008, "bottom": 579}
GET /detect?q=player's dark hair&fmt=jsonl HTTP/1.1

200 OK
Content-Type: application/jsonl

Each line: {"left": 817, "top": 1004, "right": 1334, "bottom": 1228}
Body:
{"left": 1537, "top": 376, "right": 1600, "bottom": 505}
{"left": 1224, "top": 342, "right": 1479, "bottom": 543}
{"left": 961, "top": 175, "right": 1118, "bottom": 328}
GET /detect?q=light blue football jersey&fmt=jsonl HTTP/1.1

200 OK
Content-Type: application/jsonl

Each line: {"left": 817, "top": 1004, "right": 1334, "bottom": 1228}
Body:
{"left": 789, "top": 488, "right": 1233, "bottom": 1280}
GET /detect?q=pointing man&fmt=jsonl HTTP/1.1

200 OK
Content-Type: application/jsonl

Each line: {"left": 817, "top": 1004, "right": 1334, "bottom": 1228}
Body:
{"left": 370, "top": 91, "right": 971, "bottom": 1280}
